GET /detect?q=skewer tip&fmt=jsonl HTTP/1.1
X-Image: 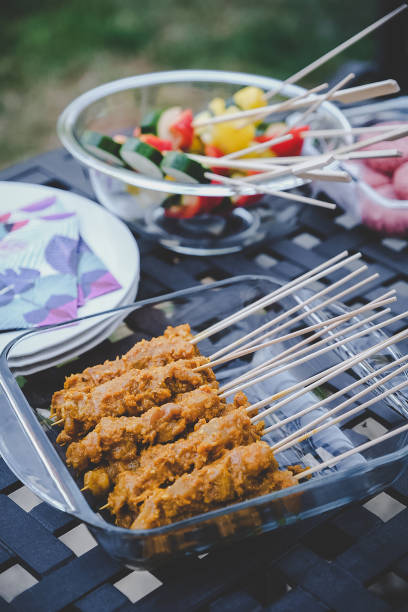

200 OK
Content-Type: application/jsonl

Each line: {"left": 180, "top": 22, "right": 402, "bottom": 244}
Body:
{"left": 99, "top": 503, "right": 110, "bottom": 511}
{"left": 51, "top": 419, "right": 64, "bottom": 427}
{"left": 80, "top": 486, "right": 90, "bottom": 492}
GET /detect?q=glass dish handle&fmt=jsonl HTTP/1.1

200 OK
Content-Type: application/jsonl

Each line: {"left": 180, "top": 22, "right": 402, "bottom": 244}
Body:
{"left": 0, "top": 367, "right": 100, "bottom": 522}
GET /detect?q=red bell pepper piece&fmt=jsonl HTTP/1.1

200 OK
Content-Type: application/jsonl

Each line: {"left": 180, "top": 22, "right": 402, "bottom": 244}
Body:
{"left": 170, "top": 109, "right": 194, "bottom": 150}
{"left": 204, "top": 145, "right": 230, "bottom": 176}
{"left": 254, "top": 125, "right": 309, "bottom": 157}
{"left": 232, "top": 194, "right": 263, "bottom": 207}
{"left": 140, "top": 134, "right": 173, "bottom": 152}
{"left": 164, "top": 194, "right": 224, "bottom": 218}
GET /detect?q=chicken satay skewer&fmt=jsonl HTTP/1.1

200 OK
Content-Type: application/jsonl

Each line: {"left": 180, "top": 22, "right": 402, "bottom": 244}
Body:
{"left": 294, "top": 421, "right": 408, "bottom": 482}
{"left": 270, "top": 359, "right": 408, "bottom": 454}
{"left": 98, "top": 407, "right": 263, "bottom": 512}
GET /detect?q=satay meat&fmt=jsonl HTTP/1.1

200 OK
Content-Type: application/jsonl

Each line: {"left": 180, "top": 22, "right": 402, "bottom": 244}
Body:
{"left": 52, "top": 324, "right": 196, "bottom": 418}
{"left": 108, "top": 408, "right": 264, "bottom": 521}
{"left": 80, "top": 391, "right": 250, "bottom": 497}
{"left": 66, "top": 385, "right": 227, "bottom": 472}
{"left": 57, "top": 357, "right": 215, "bottom": 444}
{"left": 66, "top": 324, "right": 194, "bottom": 391}
{"left": 129, "top": 442, "right": 297, "bottom": 530}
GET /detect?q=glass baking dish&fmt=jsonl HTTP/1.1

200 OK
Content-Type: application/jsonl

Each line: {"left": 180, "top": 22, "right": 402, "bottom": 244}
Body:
{"left": 0, "top": 275, "right": 407, "bottom": 569}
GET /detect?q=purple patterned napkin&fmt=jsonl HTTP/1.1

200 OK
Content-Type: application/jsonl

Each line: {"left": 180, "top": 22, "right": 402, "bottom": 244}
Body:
{"left": 0, "top": 196, "right": 121, "bottom": 329}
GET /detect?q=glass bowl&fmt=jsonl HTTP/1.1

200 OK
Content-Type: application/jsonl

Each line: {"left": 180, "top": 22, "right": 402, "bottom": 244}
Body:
{"left": 1, "top": 275, "right": 407, "bottom": 569}
{"left": 57, "top": 70, "right": 352, "bottom": 255}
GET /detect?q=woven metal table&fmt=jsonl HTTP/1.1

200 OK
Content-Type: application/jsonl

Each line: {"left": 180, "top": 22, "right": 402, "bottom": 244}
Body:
{"left": 0, "top": 150, "right": 408, "bottom": 611}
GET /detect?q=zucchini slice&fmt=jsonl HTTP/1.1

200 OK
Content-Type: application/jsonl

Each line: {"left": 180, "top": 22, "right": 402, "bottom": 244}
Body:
{"left": 157, "top": 106, "right": 182, "bottom": 141}
{"left": 140, "top": 109, "right": 163, "bottom": 134}
{"left": 81, "top": 130, "right": 124, "bottom": 165}
{"left": 161, "top": 152, "right": 206, "bottom": 183}
{"left": 120, "top": 137, "right": 163, "bottom": 178}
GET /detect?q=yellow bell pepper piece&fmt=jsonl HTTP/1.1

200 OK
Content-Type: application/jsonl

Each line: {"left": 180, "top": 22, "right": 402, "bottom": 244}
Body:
{"left": 209, "top": 106, "right": 255, "bottom": 155}
{"left": 233, "top": 86, "right": 266, "bottom": 110}
{"left": 208, "top": 97, "right": 226, "bottom": 116}
{"left": 126, "top": 184, "right": 140, "bottom": 195}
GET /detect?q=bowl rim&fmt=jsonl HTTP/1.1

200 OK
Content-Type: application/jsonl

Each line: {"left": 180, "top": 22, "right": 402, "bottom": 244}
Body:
{"left": 57, "top": 69, "right": 352, "bottom": 197}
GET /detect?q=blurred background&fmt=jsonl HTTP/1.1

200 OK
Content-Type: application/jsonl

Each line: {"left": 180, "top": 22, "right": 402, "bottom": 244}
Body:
{"left": 1, "top": 0, "right": 406, "bottom": 169}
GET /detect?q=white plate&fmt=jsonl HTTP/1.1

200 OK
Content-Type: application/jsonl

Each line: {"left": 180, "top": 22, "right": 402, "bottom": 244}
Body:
{"left": 0, "top": 182, "right": 140, "bottom": 359}
{"left": 10, "top": 306, "right": 132, "bottom": 376}
{"left": 8, "top": 275, "right": 139, "bottom": 368}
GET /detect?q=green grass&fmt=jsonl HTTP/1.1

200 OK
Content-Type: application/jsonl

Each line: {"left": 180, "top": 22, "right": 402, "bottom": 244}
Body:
{"left": 0, "top": 1, "right": 375, "bottom": 168}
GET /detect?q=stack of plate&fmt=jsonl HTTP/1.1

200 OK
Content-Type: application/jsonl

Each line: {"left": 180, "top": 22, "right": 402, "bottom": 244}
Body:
{"left": 0, "top": 182, "right": 140, "bottom": 375}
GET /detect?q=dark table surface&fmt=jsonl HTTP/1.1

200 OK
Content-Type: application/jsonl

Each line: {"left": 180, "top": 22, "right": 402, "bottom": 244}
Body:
{"left": 1, "top": 150, "right": 408, "bottom": 611}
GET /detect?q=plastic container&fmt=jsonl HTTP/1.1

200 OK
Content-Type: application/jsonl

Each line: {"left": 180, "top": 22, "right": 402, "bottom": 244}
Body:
{"left": 57, "top": 70, "right": 351, "bottom": 255}
{"left": 311, "top": 97, "right": 408, "bottom": 235}
{"left": 1, "top": 275, "right": 407, "bottom": 569}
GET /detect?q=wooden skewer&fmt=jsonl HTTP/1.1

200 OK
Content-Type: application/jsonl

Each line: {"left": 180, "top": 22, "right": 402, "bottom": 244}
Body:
{"left": 297, "top": 169, "right": 351, "bottom": 183}
{"left": 339, "top": 149, "right": 402, "bottom": 161}
{"left": 218, "top": 309, "right": 391, "bottom": 399}
{"left": 248, "top": 325, "right": 408, "bottom": 423}
{"left": 204, "top": 173, "right": 336, "bottom": 209}
{"left": 222, "top": 134, "right": 306, "bottom": 161}
{"left": 210, "top": 263, "right": 371, "bottom": 362}
{"left": 332, "top": 78, "right": 400, "bottom": 104}
{"left": 289, "top": 72, "right": 356, "bottom": 131}
{"left": 335, "top": 125, "right": 408, "bottom": 156}
{"left": 224, "top": 149, "right": 402, "bottom": 166}
{"left": 194, "top": 251, "right": 360, "bottom": 345}
{"left": 272, "top": 358, "right": 408, "bottom": 454}
{"left": 219, "top": 291, "right": 395, "bottom": 393}
{"left": 189, "top": 153, "right": 350, "bottom": 180}
{"left": 264, "top": 4, "right": 406, "bottom": 100}
{"left": 199, "top": 296, "right": 391, "bottom": 371}
{"left": 193, "top": 250, "right": 351, "bottom": 343}
{"left": 294, "top": 421, "right": 408, "bottom": 481}
{"left": 52, "top": 419, "right": 64, "bottom": 427}
{"left": 81, "top": 486, "right": 90, "bottom": 492}
{"left": 223, "top": 307, "right": 389, "bottom": 384}
{"left": 233, "top": 154, "right": 334, "bottom": 183}
{"left": 302, "top": 125, "right": 408, "bottom": 139}
{"left": 265, "top": 351, "right": 408, "bottom": 441}
{"left": 99, "top": 503, "right": 110, "bottom": 511}
{"left": 220, "top": 298, "right": 393, "bottom": 400}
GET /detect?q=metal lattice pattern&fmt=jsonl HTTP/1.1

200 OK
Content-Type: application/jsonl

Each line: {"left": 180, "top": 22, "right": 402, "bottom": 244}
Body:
{"left": 0, "top": 150, "right": 408, "bottom": 610}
